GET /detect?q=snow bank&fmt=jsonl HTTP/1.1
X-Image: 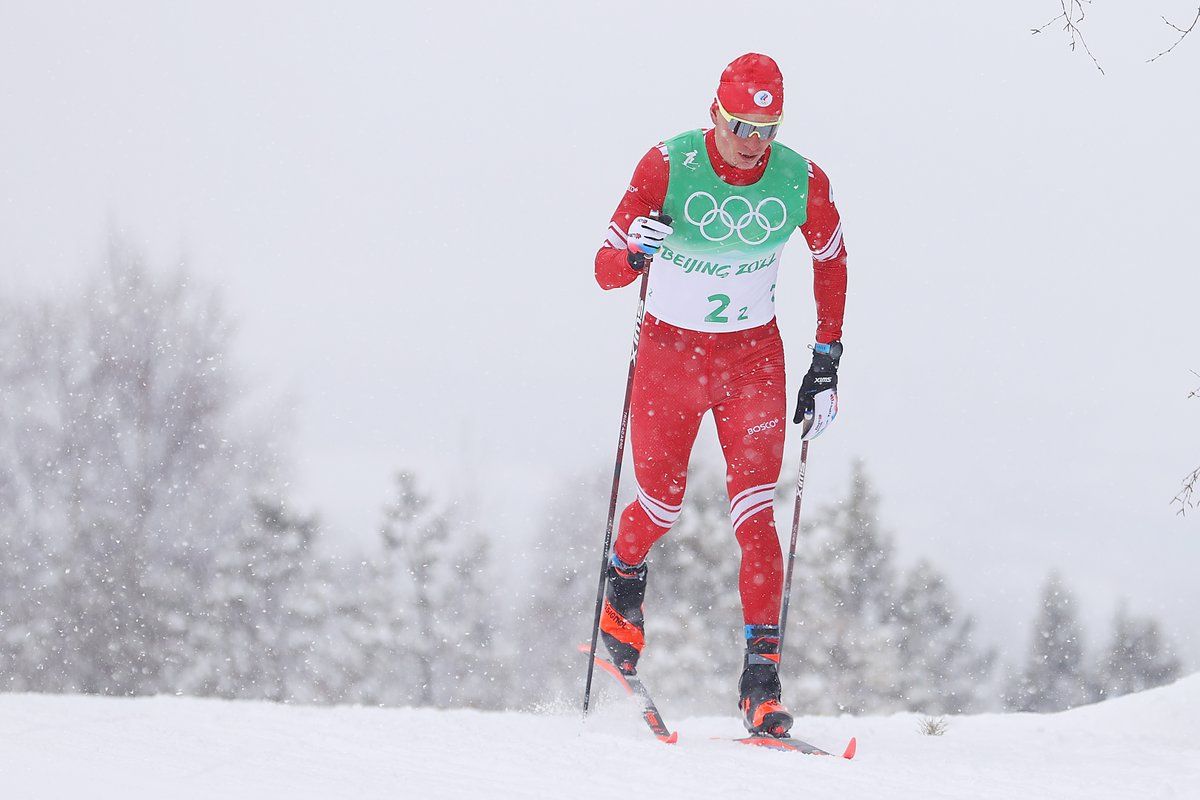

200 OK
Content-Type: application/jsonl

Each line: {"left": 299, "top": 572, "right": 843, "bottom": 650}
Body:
{"left": 1, "top": 675, "right": 1197, "bottom": 800}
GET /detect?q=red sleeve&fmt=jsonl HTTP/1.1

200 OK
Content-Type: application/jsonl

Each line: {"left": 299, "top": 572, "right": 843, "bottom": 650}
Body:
{"left": 799, "top": 160, "right": 847, "bottom": 344}
{"left": 594, "top": 145, "right": 670, "bottom": 290}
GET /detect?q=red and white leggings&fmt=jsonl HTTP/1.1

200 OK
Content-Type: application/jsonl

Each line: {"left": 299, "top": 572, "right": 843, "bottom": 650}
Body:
{"left": 613, "top": 313, "right": 787, "bottom": 625}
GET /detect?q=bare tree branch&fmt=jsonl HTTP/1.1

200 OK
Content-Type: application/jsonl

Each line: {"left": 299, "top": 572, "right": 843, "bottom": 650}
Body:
{"left": 1174, "top": 370, "right": 1200, "bottom": 516}
{"left": 1036, "top": 3, "right": 1199, "bottom": 70}
{"left": 1033, "top": 0, "right": 1105, "bottom": 74}
{"left": 1174, "top": 467, "right": 1199, "bottom": 515}
{"left": 1149, "top": 6, "right": 1200, "bottom": 62}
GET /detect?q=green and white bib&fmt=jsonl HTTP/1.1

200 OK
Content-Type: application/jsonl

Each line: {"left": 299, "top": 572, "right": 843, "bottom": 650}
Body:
{"left": 647, "top": 129, "right": 809, "bottom": 332}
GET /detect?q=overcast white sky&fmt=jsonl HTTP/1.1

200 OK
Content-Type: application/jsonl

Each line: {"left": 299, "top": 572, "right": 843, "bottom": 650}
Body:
{"left": 2, "top": 1, "right": 1198, "bottom": 665}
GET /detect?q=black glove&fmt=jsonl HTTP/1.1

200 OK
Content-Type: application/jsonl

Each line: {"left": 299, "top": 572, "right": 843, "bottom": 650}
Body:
{"left": 793, "top": 342, "right": 842, "bottom": 424}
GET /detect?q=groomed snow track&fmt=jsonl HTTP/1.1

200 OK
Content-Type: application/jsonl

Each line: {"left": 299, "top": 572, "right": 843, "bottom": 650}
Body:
{"left": 1, "top": 675, "right": 1197, "bottom": 799}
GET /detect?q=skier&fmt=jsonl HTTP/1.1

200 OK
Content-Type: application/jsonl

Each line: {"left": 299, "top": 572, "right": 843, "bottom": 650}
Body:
{"left": 594, "top": 53, "right": 847, "bottom": 737}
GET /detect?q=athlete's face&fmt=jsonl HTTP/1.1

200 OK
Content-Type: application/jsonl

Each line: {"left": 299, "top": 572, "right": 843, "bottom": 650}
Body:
{"left": 710, "top": 107, "right": 778, "bottom": 170}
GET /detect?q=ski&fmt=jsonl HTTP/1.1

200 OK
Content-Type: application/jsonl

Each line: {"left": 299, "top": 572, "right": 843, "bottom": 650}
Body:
{"left": 728, "top": 734, "right": 856, "bottom": 759}
{"left": 579, "top": 644, "right": 853, "bottom": 757}
{"left": 577, "top": 643, "right": 678, "bottom": 744}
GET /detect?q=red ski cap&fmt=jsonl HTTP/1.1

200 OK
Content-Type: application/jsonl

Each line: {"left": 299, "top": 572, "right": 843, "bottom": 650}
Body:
{"left": 716, "top": 53, "right": 784, "bottom": 118}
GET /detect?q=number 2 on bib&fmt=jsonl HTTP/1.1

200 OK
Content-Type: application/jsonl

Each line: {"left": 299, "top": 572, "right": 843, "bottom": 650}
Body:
{"left": 705, "top": 294, "right": 750, "bottom": 324}
{"left": 705, "top": 294, "right": 730, "bottom": 323}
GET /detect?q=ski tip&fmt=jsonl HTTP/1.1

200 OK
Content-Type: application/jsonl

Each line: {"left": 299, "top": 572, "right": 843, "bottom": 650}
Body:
{"left": 842, "top": 737, "right": 857, "bottom": 760}
{"left": 659, "top": 731, "right": 679, "bottom": 745}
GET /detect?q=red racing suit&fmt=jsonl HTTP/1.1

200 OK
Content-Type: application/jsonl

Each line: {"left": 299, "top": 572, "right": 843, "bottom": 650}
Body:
{"left": 595, "top": 128, "right": 847, "bottom": 625}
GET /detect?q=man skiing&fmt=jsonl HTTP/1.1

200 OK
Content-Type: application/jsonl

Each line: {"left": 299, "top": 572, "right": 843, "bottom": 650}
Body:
{"left": 594, "top": 53, "right": 847, "bottom": 737}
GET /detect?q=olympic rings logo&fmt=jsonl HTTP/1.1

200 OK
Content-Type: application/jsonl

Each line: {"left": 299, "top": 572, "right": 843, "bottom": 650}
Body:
{"left": 683, "top": 191, "right": 787, "bottom": 245}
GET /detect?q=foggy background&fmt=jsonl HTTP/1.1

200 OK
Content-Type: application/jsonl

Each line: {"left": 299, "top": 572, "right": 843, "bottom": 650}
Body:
{"left": 2, "top": 0, "right": 1197, "bottom": 673}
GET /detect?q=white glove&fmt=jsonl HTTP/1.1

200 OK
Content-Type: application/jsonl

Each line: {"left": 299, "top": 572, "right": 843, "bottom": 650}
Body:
{"left": 795, "top": 342, "right": 841, "bottom": 440}
{"left": 800, "top": 389, "right": 838, "bottom": 441}
{"left": 627, "top": 215, "right": 674, "bottom": 256}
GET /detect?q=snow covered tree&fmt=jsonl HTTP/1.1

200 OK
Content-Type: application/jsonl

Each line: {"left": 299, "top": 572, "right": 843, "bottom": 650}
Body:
{"left": 1006, "top": 571, "right": 1092, "bottom": 712}
{"left": 514, "top": 469, "right": 619, "bottom": 709}
{"left": 340, "top": 552, "right": 408, "bottom": 707}
{"left": 379, "top": 472, "right": 502, "bottom": 709}
{"left": 0, "top": 298, "right": 63, "bottom": 689}
{"left": 891, "top": 560, "right": 996, "bottom": 714}
{"left": 783, "top": 461, "right": 995, "bottom": 715}
{"left": 0, "top": 300, "right": 59, "bottom": 690}
{"left": 172, "top": 499, "right": 315, "bottom": 700}
{"left": 0, "top": 238, "right": 275, "bottom": 695}
{"left": 374, "top": 472, "right": 437, "bottom": 706}
{"left": 280, "top": 556, "right": 381, "bottom": 705}
{"left": 785, "top": 460, "right": 904, "bottom": 715}
{"left": 1092, "top": 602, "right": 1182, "bottom": 700}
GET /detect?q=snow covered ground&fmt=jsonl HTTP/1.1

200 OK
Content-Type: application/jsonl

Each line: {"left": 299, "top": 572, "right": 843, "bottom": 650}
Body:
{"left": 2, "top": 675, "right": 1196, "bottom": 799}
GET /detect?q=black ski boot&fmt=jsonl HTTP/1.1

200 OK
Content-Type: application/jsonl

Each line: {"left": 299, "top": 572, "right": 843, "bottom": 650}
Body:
{"left": 739, "top": 625, "right": 793, "bottom": 737}
{"left": 599, "top": 557, "right": 648, "bottom": 674}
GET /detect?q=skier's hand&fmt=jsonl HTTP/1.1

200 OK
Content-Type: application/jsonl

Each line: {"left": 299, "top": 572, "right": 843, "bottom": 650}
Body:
{"left": 626, "top": 215, "right": 674, "bottom": 270}
{"left": 794, "top": 341, "right": 841, "bottom": 440}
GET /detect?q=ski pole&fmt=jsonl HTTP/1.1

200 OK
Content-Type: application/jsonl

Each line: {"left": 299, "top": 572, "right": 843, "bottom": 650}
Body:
{"left": 776, "top": 439, "right": 809, "bottom": 663}
{"left": 583, "top": 211, "right": 670, "bottom": 716}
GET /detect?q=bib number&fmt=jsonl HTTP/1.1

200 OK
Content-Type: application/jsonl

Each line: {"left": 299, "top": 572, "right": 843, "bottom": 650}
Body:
{"left": 704, "top": 294, "right": 749, "bottom": 324}
{"left": 704, "top": 294, "right": 730, "bottom": 323}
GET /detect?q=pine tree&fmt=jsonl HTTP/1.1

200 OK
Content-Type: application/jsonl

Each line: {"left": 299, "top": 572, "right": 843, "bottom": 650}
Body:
{"left": 786, "top": 460, "right": 903, "bottom": 715}
{"left": 280, "top": 556, "right": 380, "bottom": 705}
{"left": 172, "top": 498, "right": 315, "bottom": 700}
{"left": 379, "top": 472, "right": 501, "bottom": 708}
{"left": 891, "top": 560, "right": 996, "bottom": 713}
{"left": 446, "top": 510, "right": 508, "bottom": 709}
{"left": 375, "top": 472, "right": 437, "bottom": 705}
{"left": 515, "top": 469, "right": 615, "bottom": 709}
{"left": 1093, "top": 601, "right": 1182, "bottom": 700}
{"left": 782, "top": 461, "right": 996, "bottom": 715}
{"left": 1007, "top": 571, "right": 1092, "bottom": 712}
